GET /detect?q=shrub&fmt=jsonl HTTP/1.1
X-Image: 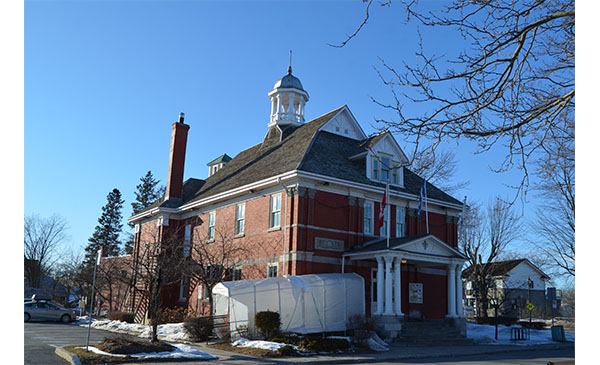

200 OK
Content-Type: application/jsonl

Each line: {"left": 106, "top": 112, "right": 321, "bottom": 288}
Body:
{"left": 97, "top": 336, "right": 174, "bottom": 354}
{"left": 299, "top": 338, "right": 350, "bottom": 353}
{"left": 160, "top": 307, "right": 191, "bottom": 324}
{"left": 107, "top": 312, "right": 135, "bottom": 323}
{"left": 184, "top": 316, "right": 214, "bottom": 342}
{"left": 277, "top": 345, "right": 297, "bottom": 356}
{"left": 268, "top": 335, "right": 301, "bottom": 346}
{"left": 346, "top": 314, "right": 375, "bottom": 346}
{"left": 254, "top": 311, "right": 281, "bottom": 339}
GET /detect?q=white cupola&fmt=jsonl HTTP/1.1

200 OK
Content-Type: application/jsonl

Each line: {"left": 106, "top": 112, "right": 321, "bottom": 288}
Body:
{"left": 267, "top": 65, "right": 309, "bottom": 128}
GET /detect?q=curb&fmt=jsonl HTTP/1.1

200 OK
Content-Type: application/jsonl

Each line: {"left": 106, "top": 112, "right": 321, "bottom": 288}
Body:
{"left": 54, "top": 346, "right": 81, "bottom": 365}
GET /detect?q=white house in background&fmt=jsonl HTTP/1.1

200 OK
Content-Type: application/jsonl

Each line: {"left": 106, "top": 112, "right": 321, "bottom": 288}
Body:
{"left": 462, "top": 259, "right": 551, "bottom": 319}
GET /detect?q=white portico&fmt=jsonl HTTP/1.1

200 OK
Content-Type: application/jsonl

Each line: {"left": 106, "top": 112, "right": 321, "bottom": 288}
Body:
{"left": 343, "top": 234, "right": 467, "bottom": 320}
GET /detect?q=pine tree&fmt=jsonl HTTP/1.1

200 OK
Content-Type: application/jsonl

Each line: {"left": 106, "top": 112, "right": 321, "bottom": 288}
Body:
{"left": 131, "top": 170, "right": 163, "bottom": 214}
{"left": 85, "top": 188, "right": 124, "bottom": 265}
{"left": 124, "top": 171, "right": 164, "bottom": 254}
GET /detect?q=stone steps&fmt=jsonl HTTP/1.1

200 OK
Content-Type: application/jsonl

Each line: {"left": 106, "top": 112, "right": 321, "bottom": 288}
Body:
{"left": 394, "top": 319, "right": 473, "bottom": 347}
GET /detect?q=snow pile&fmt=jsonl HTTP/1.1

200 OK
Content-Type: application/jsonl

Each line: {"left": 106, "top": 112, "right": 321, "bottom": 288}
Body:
{"left": 80, "top": 319, "right": 190, "bottom": 342}
{"left": 231, "top": 338, "right": 292, "bottom": 352}
{"left": 367, "top": 333, "right": 390, "bottom": 352}
{"left": 77, "top": 343, "right": 216, "bottom": 360}
{"left": 467, "top": 323, "right": 575, "bottom": 345}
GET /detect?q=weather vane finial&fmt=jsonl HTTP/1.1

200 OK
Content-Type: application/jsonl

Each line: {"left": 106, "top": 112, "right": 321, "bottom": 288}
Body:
{"left": 288, "top": 50, "right": 292, "bottom": 74}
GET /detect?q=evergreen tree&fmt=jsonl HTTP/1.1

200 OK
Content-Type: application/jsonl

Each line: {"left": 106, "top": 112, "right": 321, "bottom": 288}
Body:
{"left": 131, "top": 170, "right": 163, "bottom": 214}
{"left": 124, "top": 171, "right": 164, "bottom": 254}
{"left": 85, "top": 188, "right": 124, "bottom": 264}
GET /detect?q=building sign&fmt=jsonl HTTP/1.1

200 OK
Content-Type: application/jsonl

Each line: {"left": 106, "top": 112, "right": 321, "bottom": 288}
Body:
{"left": 314, "top": 237, "right": 344, "bottom": 252}
{"left": 409, "top": 283, "right": 423, "bottom": 304}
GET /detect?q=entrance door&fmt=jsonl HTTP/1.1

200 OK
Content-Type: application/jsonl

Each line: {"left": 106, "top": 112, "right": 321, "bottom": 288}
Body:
{"left": 370, "top": 267, "right": 397, "bottom": 315}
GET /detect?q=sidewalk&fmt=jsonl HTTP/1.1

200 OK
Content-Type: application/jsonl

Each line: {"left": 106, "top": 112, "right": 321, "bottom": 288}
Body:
{"left": 187, "top": 340, "right": 575, "bottom": 364}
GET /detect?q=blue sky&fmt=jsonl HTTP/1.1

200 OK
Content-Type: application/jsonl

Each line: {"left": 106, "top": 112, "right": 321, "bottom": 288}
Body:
{"left": 22, "top": 1, "right": 574, "bottom": 280}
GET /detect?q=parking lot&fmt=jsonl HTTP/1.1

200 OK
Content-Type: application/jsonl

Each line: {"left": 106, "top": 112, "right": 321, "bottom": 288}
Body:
{"left": 24, "top": 320, "right": 110, "bottom": 364}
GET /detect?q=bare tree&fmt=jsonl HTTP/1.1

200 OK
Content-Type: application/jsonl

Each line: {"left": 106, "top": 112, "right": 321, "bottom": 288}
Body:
{"left": 334, "top": 0, "right": 574, "bottom": 200}
{"left": 95, "top": 256, "right": 133, "bottom": 312}
{"left": 530, "top": 150, "right": 574, "bottom": 279}
{"left": 409, "top": 149, "right": 469, "bottom": 195}
{"left": 186, "top": 225, "right": 250, "bottom": 318}
{"left": 133, "top": 223, "right": 188, "bottom": 342}
{"left": 460, "top": 197, "right": 522, "bottom": 319}
{"left": 24, "top": 214, "right": 69, "bottom": 288}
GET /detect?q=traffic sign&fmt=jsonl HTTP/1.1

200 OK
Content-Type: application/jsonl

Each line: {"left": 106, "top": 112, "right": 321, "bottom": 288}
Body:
{"left": 527, "top": 303, "right": 535, "bottom": 311}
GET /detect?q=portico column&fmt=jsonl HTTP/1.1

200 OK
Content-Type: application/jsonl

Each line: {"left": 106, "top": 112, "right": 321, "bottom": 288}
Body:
{"left": 447, "top": 263, "right": 457, "bottom": 317}
{"left": 375, "top": 256, "right": 384, "bottom": 315}
{"left": 394, "top": 257, "right": 403, "bottom": 316}
{"left": 384, "top": 256, "right": 394, "bottom": 315}
{"left": 455, "top": 264, "right": 464, "bottom": 317}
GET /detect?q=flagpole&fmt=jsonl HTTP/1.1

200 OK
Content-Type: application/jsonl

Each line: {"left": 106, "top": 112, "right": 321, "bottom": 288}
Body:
{"left": 386, "top": 182, "right": 390, "bottom": 249}
{"left": 424, "top": 181, "right": 429, "bottom": 234}
{"left": 86, "top": 248, "right": 102, "bottom": 352}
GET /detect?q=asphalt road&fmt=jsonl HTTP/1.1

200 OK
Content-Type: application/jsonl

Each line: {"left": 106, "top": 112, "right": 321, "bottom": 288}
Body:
{"left": 387, "top": 346, "right": 575, "bottom": 364}
{"left": 24, "top": 320, "right": 116, "bottom": 364}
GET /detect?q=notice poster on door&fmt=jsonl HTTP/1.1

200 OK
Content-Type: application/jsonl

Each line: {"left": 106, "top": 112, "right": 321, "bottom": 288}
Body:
{"left": 409, "top": 283, "right": 423, "bottom": 304}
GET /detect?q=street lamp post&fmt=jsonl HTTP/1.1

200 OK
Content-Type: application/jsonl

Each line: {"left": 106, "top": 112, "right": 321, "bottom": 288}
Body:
{"left": 527, "top": 277, "right": 533, "bottom": 325}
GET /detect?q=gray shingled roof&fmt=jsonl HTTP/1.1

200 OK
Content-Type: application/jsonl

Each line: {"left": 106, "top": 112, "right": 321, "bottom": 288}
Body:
{"left": 131, "top": 106, "right": 461, "bottom": 219}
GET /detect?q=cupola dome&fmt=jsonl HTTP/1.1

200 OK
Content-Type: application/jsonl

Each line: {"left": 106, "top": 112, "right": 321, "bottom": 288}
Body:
{"left": 267, "top": 65, "right": 309, "bottom": 128}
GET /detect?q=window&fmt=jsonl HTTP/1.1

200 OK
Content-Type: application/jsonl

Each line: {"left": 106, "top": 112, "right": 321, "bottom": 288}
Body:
{"left": 235, "top": 203, "right": 245, "bottom": 235}
{"left": 267, "top": 263, "right": 278, "bottom": 278}
{"left": 364, "top": 202, "right": 373, "bottom": 234}
{"left": 183, "top": 224, "right": 191, "bottom": 256}
{"left": 270, "top": 194, "right": 281, "bottom": 228}
{"left": 395, "top": 207, "right": 405, "bottom": 238}
{"left": 372, "top": 158, "right": 379, "bottom": 180}
{"left": 179, "top": 274, "right": 188, "bottom": 301}
{"left": 381, "top": 157, "right": 390, "bottom": 182}
{"left": 232, "top": 268, "right": 242, "bottom": 281}
{"left": 371, "top": 155, "right": 399, "bottom": 184}
{"left": 207, "top": 211, "right": 215, "bottom": 240}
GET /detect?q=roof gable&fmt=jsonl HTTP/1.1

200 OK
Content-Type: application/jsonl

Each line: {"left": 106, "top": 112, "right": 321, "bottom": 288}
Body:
{"left": 318, "top": 105, "right": 367, "bottom": 140}
{"left": 368, "top": 131, "right": 409, "bottom": 165}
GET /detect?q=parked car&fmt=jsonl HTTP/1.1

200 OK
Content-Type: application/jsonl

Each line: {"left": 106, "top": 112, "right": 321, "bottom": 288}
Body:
{"left": 24, "top": 300, "right": 76, "bottom": 323}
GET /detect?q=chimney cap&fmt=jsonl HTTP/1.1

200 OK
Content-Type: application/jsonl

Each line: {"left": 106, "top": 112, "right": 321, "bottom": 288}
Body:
{"left": 178, "top": 112, "right": 185, "bottom": 123}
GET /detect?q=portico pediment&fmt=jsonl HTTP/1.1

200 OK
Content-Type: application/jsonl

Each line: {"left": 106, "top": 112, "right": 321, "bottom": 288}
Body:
{"left": 396, "top": 235, "right": 463, "bottom": 259}
{"left": 344, "top": 234, "right": 466, "bottom": 263}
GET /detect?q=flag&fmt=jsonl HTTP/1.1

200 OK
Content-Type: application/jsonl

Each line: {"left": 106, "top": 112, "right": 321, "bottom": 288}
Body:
{"left": 96, "top": 248, "right": 103, "bottom": 266}
{"left": 378, "top": 184, "right": 387, "bottom": 230}
{"left": 417, "top": 179, "right": 427, "bottom": 219}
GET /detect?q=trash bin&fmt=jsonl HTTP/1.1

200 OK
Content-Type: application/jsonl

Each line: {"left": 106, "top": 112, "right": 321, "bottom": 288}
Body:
{"left": 551, "top": 325, "right": 565, "bottom": 342}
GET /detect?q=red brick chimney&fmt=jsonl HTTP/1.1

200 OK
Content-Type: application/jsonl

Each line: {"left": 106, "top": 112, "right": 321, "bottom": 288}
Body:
{"left": 165, "top": 112, "right": 190, "bottom": 201}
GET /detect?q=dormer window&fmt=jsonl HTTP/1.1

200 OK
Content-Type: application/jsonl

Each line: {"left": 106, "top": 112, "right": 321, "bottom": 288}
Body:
{"left": 371, "top": 155, "right": 400, "bottom": 184}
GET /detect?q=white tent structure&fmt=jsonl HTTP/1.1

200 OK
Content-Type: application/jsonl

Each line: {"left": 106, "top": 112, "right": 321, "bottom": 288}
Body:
{"left": 213, "top": 273, "right": 365, "bottom": 336}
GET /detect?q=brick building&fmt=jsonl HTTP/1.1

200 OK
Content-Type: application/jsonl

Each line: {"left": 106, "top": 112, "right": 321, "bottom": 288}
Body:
{"left": 122, "top": 66, "right": 468, "bottom": 331}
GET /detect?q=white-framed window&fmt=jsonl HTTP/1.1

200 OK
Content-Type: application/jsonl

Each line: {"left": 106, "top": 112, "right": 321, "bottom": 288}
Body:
{"left": 207, "top": 211, "right": 215, "bottom": 240}
{"left": 364, "top": 201, "right": 373, "bottom": 234}
{"left": 267, "top": 263, "right": 278, "bottom": 278}
{"left": 179, "top": 274, "right": 189, "bottom": 301}
{"left": 371, "top": 155, "right": 399, "bottom": 184}
{"left": 270, "top": 193, "right": 281, "bottom": 228}
{"left": 395, "top": 207, "right": 405, "bottom": 238}
{"left": 235, "top": 203, "right": 245, "bottom": 235}
{"left": 371, "top": 158, "right": 379, "bottom": 180}
{"left": 183, "top": 224, "right": 191, "bottom": 256}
